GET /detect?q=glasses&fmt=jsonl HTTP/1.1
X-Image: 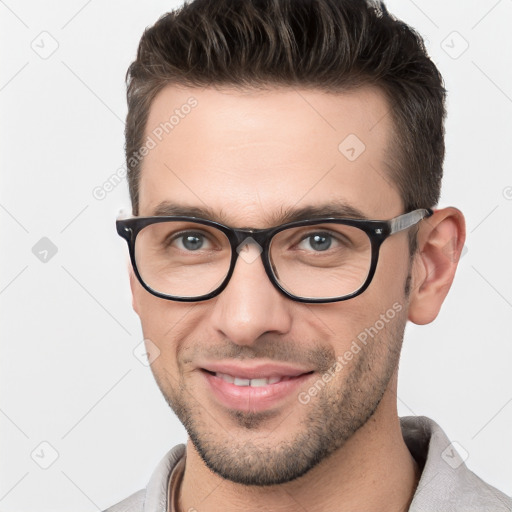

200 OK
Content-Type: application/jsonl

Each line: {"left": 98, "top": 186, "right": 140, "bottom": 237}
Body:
{"left": 116, "top": 208, "right": 432, "bottom": 303}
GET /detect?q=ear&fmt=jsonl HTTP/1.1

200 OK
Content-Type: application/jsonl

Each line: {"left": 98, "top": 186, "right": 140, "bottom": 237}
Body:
{"left": 408, "top": 207, "right": 466, "bottom": 325}
{"left": 128, "top": 263, "right": 140, "bottom": 316}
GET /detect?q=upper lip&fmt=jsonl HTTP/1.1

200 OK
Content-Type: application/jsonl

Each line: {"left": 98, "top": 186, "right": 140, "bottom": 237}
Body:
{"left": 199, "top": 361, "right": 313, "bottom": 380}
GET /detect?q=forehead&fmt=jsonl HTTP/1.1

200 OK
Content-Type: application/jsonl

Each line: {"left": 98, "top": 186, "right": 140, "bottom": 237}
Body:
{"left": 138, "top": 85, "right": 403, "bottom": 225}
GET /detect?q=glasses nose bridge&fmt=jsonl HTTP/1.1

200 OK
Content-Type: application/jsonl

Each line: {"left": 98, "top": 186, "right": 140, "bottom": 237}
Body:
{"left": 231, "top": 227, "right": 272, "bottom": 249}
{"left": 227, "top": 227, "right": 278, "bottom": 297}
{"left": 229, "top": 228, "right": 274, "bottom": 278}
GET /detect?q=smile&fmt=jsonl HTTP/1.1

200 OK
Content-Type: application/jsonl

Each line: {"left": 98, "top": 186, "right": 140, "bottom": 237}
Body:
{"left": 200, "top": 366, "right": 315, "bottom": 412}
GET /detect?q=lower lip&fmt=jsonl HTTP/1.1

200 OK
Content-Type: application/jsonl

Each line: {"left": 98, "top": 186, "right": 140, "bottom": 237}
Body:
{"left": 202, "top": 370, "right": 314, "bottom": 412}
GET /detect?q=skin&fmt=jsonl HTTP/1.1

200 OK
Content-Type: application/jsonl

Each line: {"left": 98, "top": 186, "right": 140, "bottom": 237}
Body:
{"left": 129, "top": 85, "right": 466, "bottom": 512}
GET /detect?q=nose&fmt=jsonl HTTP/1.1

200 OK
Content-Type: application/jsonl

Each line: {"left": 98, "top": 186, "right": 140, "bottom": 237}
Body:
{"left": 208, "top": 239, "right": 293, "bottom": 345}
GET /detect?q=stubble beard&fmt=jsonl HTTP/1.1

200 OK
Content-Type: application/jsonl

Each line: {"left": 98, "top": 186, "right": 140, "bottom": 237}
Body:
{"left": 154, "top": 303, "right": 407, "bottom": 486}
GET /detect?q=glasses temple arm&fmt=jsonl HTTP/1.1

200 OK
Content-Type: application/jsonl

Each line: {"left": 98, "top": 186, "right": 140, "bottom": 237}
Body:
{"left": 389, "top": 208, "right": 432, "bottom": 235}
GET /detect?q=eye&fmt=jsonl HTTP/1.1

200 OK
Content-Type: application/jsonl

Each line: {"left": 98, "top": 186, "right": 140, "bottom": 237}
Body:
{"left": 297, "top": 232, "right": 338, "bottom": 252}
{"left": 170, "top": 231, "right": 214, "bottom": 251}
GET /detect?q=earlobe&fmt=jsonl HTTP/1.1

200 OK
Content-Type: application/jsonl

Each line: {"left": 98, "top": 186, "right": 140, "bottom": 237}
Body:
{"left": 407, "top": 207, "right": 466, "bottom": 325}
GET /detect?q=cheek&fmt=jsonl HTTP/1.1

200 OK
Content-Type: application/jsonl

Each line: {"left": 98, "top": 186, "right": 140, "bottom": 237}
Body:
{"left": 136, "top": 293, "right": 169, "bottom": 336}
{"left": 302, "top": 246, "right": 409, "bottom": 353}
{"left": 134, "top": 290, "right": 193, "bottom": 357}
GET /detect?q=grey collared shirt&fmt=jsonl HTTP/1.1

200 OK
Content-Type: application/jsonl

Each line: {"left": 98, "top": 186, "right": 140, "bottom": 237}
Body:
{"left": 104, "top": 416, "right": 512, "bottom": 512}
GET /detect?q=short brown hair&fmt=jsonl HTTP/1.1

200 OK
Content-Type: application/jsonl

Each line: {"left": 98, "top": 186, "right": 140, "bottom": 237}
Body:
{"left": 125, "top": 0, "right": 446, "bottom": 224}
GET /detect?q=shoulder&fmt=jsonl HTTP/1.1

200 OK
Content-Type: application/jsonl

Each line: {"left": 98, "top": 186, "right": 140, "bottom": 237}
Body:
{"left": 103, "top": 489, "right": 145, "bottom": 512}
{"left": 102, "top": 444, "right": 186, "bottom": 512}
{"left": 401, "top": 416, "right": 512, "bottom": 511}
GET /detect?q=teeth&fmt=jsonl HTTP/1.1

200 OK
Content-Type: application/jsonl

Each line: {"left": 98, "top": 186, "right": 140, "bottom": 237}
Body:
{"left": 249, "top": 378, "right": 269, "bottom": 387}
{"left": 215, "top": 372, "right": 283, "bottom": 387}
{"left": 220, "top": 373, "right": 234, "bottom": 384}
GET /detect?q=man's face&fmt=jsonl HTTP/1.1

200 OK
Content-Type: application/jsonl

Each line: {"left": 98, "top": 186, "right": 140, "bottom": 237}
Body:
{"left": 131, "top": 85, "right": 414, "bottom": 485}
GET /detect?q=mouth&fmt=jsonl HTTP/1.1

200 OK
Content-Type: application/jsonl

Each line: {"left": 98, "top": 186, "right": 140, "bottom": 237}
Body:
{"left": 199, "top": 364, "right": 315, "bottom": 412}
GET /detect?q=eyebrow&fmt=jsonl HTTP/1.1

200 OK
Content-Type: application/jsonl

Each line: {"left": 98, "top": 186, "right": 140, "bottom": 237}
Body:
{"left": 150, "top": 200, "right": 369, "bottom": 227}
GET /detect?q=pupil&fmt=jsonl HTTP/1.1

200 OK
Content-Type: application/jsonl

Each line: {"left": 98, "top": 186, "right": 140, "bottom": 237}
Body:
{"left": 183, "top": 234, "right": 203, "bottom": 250}
{"left": 310, "top": 234, "right": 331, "bottom": 251}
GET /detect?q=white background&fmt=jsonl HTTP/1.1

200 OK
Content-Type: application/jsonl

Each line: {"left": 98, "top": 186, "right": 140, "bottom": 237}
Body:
{"left": 1, "top": 0, "right": 511, "bottom": 510}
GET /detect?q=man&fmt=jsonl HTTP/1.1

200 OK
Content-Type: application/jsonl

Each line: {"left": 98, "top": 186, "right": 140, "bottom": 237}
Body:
{"left": 107, "top": 0, "right": 511, "bottom": 510}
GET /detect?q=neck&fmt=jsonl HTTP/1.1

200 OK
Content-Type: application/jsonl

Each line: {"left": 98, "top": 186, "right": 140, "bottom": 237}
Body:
{"left": 177, "top": 380, "right": 421, "bottom": 512}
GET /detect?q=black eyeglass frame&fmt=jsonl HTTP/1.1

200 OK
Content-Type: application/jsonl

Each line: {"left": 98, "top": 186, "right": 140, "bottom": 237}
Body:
{"left": 116, "top": 208, "right": 433, "bottom": 304}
